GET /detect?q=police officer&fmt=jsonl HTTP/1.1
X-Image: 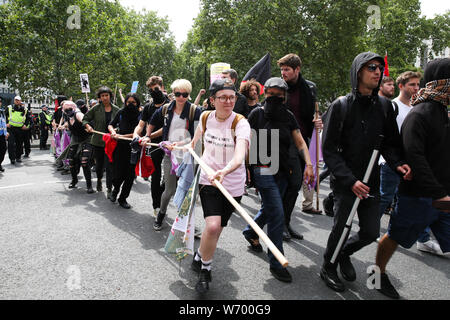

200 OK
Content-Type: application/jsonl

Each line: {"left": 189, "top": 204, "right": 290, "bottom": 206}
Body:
{"left": 22, "top": 105, "right": 32, "bottom": 158}
{"left": 5, "top": 96, "right": 30, "bottom": 164}
{"left": 39, "top": 105, "right": 52, "bottom": 150}
{"left": 0, "top": 98, "right": 8, "bottom": 172}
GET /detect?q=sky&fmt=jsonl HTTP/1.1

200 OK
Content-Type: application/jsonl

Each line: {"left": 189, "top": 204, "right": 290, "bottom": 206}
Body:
{"left": 118, "top": 0, "right": 449, "bottom": 47}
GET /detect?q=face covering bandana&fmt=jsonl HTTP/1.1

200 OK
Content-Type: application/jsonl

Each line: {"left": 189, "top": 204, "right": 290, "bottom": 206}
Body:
{"left": 151, "top": 89, "right": 165, "bottom": 105}
{"left": 64, "top": 109, "right": 75, "bottom": 118}
{"left": 264, "top": 95, "right": 288, "bottom": 122}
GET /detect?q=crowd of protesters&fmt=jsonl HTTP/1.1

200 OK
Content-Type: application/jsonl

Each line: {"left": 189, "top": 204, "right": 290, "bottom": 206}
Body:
{"left": 0, "top": 53, "right": 448, "bottom": 299}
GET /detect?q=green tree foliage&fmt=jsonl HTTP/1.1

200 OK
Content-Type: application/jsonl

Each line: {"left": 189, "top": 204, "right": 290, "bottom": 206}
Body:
{"left": 0, "top": 0, "right": 176, "bottom": 102}
{"left": 175, "top": 0, "right": 449, "bottom": 107}
{"left": 0, "top": 0, "right": 448, "bottom": 107}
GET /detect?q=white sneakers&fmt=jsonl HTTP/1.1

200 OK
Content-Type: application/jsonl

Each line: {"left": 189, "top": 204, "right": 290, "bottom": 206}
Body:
{"left": 417, "top": 240, "right": 443, "bottom": 256}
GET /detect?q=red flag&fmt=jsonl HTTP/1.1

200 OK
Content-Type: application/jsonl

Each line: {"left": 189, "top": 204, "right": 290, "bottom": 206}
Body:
{"left": 102, "top": 134, "right": 117, "bottom": 163}
{"left": 384, "top": 53, "right": 390, "bottom": 77}
{"left": 135, "top": 146, "right": 155, "bottom": 178}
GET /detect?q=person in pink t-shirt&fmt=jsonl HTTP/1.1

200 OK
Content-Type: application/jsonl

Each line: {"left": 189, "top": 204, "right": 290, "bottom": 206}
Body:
{"left": 189, "top": 78, "right": 250, "bottom": 294}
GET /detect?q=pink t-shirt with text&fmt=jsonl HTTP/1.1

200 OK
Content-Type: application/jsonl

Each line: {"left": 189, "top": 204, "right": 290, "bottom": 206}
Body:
{"left": 199, "top": 111, "right": 251, "bottom": 197}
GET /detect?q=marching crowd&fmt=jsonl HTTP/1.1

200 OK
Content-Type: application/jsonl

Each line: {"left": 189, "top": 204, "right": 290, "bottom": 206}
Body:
{"left": 0, "top": 52, "right": 448, "bottom": 299}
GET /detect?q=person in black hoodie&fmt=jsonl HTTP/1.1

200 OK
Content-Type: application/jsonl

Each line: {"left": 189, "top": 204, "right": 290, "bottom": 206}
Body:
{"left": 108, "top": 93, "right": 141, "bottom": 209}
{"left": 320, "top": 52, "right": 411, "bottom": 293}
{"left": 375, "top": 58, "right": 450, "bottom": 299}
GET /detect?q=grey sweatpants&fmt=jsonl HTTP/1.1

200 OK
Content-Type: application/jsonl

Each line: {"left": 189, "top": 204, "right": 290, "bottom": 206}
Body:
{"left": 159, "top": 155, "right": 178, "bottom": 215}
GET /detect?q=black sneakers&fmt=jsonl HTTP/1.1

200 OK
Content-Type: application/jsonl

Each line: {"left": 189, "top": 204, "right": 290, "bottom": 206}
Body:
{"left": 376, "top": 273, "right": 400, "bottom": 299}
{"left": 96, "top": 180, "right": 102, "bottom": 192}
{"left": 118, "top": 200, "right": 131, "bottom": 209}
{"left": 270, "top": 267, "right": 292, "bottom": 283}
{"left": 68, "top": 179, "right": 78, "bottom": 189}
{"left": 243, "top": 231, "right": 263, "bottom": 253}
{"left": 282, "top": 228, "right": 291, "bottom": 242}
{"left": 153, "top": 212, "right": 166, "bottom": 231}
{"left": 287, "top": 225, "right": 304, "bottom": 240}
{"left": 109, "top": 190, "right": 118, "bottom": 202}
{"left": 320, "top": 263, "right": 345, "bottom": 292}
{"left": 195, "top": 269, "right": 212, "bottom": 294}
{"left": 191, "top": 255, "right": 201, "bottom": 273}
{"left": 338, "top": 254, "right": 356, "bottom": 282}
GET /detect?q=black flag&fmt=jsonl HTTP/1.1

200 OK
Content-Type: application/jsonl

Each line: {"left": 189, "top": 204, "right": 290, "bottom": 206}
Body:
{"left": 242, "top": 53, "right": 271, "bottom": 93}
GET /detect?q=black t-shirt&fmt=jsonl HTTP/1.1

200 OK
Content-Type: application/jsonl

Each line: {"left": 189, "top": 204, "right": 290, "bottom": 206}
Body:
{"left": 248, "top": 106, "right": 300, "bottom": 174}
{"left": 68, "top": 112, "right": 90, "bottom": 142}
{"left": 110, "top": 109, "right": 140, "bottom": 136}
{"left": 141, "top": 100, "right": 168, "bottom": 144}
{"left": 105, "top": 111, "right": 112, "bottom": 132}
{"left": 53, "top": 108, "right": 63, "bottom": 125}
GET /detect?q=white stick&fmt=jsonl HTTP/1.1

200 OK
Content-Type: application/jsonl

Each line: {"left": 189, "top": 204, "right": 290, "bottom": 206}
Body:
{"left": 187, "top": 147, "right": 289, "bottom": 267}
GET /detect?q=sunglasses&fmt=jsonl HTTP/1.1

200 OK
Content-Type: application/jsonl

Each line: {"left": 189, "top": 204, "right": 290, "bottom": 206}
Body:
{"left": 366, "top": 64, "right": 384, "bottom": 72}
{"left": 174, "top": 92, "right": 189, "bottom": 98}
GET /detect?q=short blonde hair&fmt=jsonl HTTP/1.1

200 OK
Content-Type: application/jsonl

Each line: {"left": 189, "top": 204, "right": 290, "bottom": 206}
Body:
{"left": 171, "top": 79, "right": 192, "bottom": 99}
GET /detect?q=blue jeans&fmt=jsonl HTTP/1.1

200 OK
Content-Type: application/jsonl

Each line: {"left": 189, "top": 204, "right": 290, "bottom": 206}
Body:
{"left": 243, "top": 167, "right": 287, "bottom": 269}
{"left": 379, "top": 163, "right": 400, "bottom": 219}
{"left": 388, "top": 195, "right": 450, "bottom": 252}
{"left": 379, "top": 163, "right": 431, "bottom": 243}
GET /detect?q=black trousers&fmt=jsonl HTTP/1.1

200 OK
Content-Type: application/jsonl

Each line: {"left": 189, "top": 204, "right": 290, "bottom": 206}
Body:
{"left": 112, "top": 142, "right": 135, "bottom": 201}
{"left": 23, "top": 129, "right": 31, "bottom": 156}
{"left": 0, "top": 135, "right": 6, "bottom": 166}
{"left": 282, "top": 147, "right": 303, "bottom": 226}
{"left": 93, "top": 145, "right": 113, "bottom": 190}
{"left": 323, "top": 191, "right": 380, "bottom": 264}
{"left": 40, "top": 126, "right": 49, "bottom": 149}
{"left": 68, "top": 143, "right": 93, "bottom": 187}
{"left": 7, "top": 127, "right": 24, "bottom": 161}
{"left": 150, "top": 147, "right": 165, "bottom": 209}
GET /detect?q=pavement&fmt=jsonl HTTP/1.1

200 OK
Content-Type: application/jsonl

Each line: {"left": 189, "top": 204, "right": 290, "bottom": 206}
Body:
{"left": 0, "top": 149, "right": 448, "bottom": 301}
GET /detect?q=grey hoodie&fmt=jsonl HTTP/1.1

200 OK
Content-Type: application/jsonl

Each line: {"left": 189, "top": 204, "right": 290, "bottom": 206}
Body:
{"left": 350, "top": 51, "right": 385, "bottom": 97}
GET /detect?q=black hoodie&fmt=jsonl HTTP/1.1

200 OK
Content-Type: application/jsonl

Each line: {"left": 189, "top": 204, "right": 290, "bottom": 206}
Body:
{"left": 398, "top": 58, "right": 450, "bottom": 199}
{"left": 322, "top": 52, "right": 405, "bottom": 192}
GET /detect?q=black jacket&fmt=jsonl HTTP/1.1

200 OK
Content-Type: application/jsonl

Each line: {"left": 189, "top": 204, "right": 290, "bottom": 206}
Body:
{"left": 286, "top": 76, "right": 317, "bottom": 140}
{"left": 233, "top": 92, "right": 250, "bottom": 118}
{"left": 322, "top": 52, "right": 405, "bottom": 193}
{"left": 398, "top": 102, "right": 449, "bottom": 199}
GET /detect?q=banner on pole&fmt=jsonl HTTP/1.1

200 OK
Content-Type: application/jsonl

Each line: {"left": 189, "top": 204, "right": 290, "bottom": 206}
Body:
{"left": 210, "top": 63, "right": 231, "bottom": 84}
{"left": 131, "top": 81, "right": 139, "bottom": 94}
{"left": 80, "top": 74, "right": 90, "bottom": 93}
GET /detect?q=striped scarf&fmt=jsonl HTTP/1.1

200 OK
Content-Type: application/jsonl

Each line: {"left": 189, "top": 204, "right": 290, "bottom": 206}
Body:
{"left": 411, "top": 79, "right": 450, "bottom": 107}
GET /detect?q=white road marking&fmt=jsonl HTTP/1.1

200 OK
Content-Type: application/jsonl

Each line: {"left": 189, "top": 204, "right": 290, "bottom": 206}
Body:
{"left": 0, "top": 183, "right": 34, "bottom": 190}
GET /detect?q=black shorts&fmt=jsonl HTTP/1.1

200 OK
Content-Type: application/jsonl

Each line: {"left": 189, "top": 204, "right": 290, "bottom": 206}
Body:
{"left": 199, "top": 184, "right": 242, "bottom": 227}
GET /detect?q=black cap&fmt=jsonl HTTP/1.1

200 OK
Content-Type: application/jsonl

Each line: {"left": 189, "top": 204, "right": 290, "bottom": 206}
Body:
{"left": 209, "top": 78, "right": 236, "bottom": 96}
{"left": 75, "top": 99, "right": 85, "bottom": 108}
{"left": 264, "top": 77, "right": 288, "bottom": 91}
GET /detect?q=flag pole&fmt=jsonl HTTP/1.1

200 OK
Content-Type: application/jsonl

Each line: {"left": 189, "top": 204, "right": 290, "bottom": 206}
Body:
{"left": 315, "top": 102, "right": 320, "bottom": 211}
{"left": 187, "top": 146, "right": 289, "bottom": 267}
{"left": 114, "top": 84, "right": 118, "bottom": 105}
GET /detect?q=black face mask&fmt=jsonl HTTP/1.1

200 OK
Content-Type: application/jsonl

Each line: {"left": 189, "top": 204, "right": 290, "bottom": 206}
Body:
{"left": 64, "top": 109, "right": 75, "bottom": 118}
{"left": 124, "top": 103, "right": 140, "bottom": 117}
{"left": 79, "top": 106, "right": 88, "bottom": 114}
{"left": 150, "top": 89, "right": 165, "bottom": 104}
{"left": 264, "top": 96, "right": 288, "bottom": 122}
